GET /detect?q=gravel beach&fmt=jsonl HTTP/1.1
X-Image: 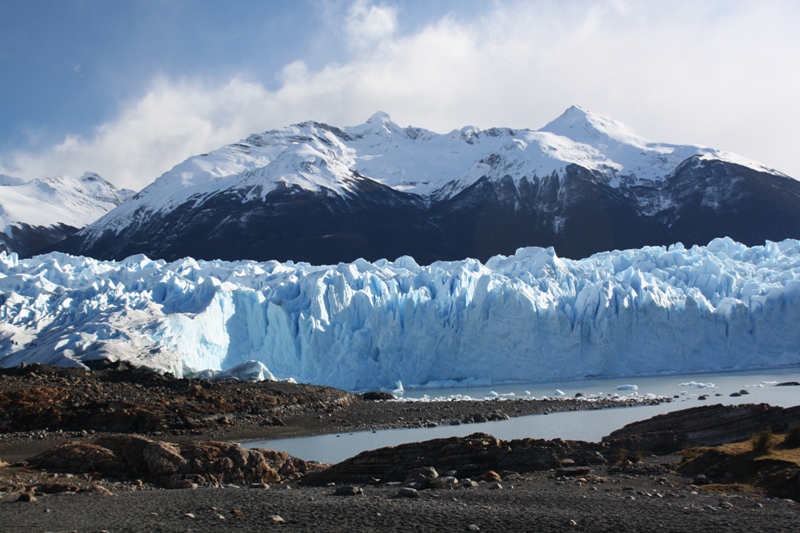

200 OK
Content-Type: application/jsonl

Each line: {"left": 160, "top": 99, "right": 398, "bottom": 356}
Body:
{"left": 2, "top": 457, "right": 799, "bottom": 533}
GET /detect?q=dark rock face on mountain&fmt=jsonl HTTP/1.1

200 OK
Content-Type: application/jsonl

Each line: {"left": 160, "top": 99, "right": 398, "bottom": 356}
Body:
{"left": 428, "top": 158, "right": 800, "bottom": 262}
{"left": 55, "top": 176, "right": 442, "bottom": 265}
{"left": 0, "top": 222, "right": 80, "bottom": 258}
{"left": 53, "top": 158, "right": 800, "bottom": 264}
{"left": 49, "top": 109, "right": 800, "bottom": 264}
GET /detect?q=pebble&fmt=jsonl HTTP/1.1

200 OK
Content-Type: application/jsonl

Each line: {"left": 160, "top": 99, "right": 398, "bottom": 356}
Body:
{"left": 398, "top": 487, "right": 421, "bottom": 498}
{"left": 270, "top": 515, "right": 286, "bottom": 523}
{"left": 483, "top": 471, "right": 501, "bottom": 481}
{"left": 334, "top": 486, "right": 364, "bottom": 496}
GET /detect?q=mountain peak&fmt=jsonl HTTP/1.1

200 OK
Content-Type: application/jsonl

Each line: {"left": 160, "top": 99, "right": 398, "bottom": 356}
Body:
{"left": 539, "top": 105, "right": 647, "bottom": 149}
{"left": 366, "top": 110, "right": 392, "bottom": 125}
{"left": 540, "top": 105, "right": 605, "bottom": 133}
{"left": 346, "top": 111, "right": 401, "bottom": 138}
{"left": 0, "top": 171, "right": 135, "bottom": 255}
{"left": 53, "top": 108, "right": 798, "bottom": 266}
{"left": 79, "top": 171, "right": 104, "bottom": 183}
{"left": 565, "top": 104, "right": 589, "bottom": 116}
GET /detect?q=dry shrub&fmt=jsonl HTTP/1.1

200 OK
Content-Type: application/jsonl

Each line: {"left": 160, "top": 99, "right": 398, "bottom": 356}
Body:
{"left": 751, "top": 429, "right": 776, "bottom": 456}
{"left": 783, "top": 425, "right": 800, "bottom": 449}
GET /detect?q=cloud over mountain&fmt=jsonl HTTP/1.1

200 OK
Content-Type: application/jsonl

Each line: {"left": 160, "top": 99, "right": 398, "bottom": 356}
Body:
{"left": 1, "top": 1, "right": 798, "bottom": 190}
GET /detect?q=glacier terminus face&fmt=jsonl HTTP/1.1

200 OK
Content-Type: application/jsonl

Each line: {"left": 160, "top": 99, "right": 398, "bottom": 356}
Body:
{"left": 1, "top": 237, "right": 799, "bottom": 391}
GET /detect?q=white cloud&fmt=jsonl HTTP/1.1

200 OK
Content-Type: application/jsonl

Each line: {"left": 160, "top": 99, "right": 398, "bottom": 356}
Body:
{"left": 1, "top": 78, "right": 279, "bottom": 190}
{"left": 2, "top": 0, "right": 799, "bottom": 190}
{"left": 345, "top": 0, "right": 398, "bottom": 52}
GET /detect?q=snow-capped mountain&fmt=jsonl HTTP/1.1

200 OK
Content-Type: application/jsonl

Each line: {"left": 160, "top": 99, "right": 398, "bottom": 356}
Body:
{"left": 0, "top": 172, "right": 135, "bottom": 257}
{"left": 1, "top": 238, "right": 799, "bottom": 390}
{"left": 53, "top": 107, "right": 800, "bottom": 263}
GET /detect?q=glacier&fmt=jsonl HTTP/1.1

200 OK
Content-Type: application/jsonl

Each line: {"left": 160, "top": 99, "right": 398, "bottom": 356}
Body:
{"left": 1, "top": 237, "right": 799, "bottom": 391}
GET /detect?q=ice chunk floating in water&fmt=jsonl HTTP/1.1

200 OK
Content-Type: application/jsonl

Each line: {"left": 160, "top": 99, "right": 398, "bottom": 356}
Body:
{"left": 1, "top": 237, "right": 800, "bottom": 391}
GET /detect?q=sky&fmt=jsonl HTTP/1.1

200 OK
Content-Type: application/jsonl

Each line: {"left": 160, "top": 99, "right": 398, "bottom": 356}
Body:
{"left": 1, "top": 0, "right": 799, "bottom": 191}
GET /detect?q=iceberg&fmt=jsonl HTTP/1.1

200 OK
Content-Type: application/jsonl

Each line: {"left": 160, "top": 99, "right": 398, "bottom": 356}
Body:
{"left": 190, "top": 360, "right": 276, "bottom": 382}
{"left": 1, "top": 237, "right": 800, "bottom": 391}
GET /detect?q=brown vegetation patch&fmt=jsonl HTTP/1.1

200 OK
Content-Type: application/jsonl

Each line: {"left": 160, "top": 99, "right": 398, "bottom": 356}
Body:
{"left": 679, "top": 432, "right": 800, "bottom": 501}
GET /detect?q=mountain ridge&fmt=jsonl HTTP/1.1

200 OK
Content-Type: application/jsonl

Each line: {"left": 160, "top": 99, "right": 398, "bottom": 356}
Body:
{"left": 51, "top": 107, "right": 800, "bottom": 264}
{"left": 0, "top": 172, "right": 134, "bottom": 257}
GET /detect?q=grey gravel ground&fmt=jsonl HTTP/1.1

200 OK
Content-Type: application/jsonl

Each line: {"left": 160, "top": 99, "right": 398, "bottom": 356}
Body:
{"left": 2, "top": 459, "right": 799, "bottom": 533}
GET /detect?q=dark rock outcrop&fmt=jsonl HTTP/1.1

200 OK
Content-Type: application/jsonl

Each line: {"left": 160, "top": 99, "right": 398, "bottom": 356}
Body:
{"left": 360, "top": 392, "right": 396, "bottom": 401}
{"left": 603, "top": 403, "right": 800, "bottom": 453}
{"left": 0, "top": 222, "right": 82, "bottom": 258}
{"left": 0, "top": 362, "right": 356, "bottom": 434}
{"left": 27, "top": 435, "right": 324, "bottom": 488}
{"left": 304, "top": 432, "right": 605, "bottom": 485}
{"left": 52, "top": 156, "right": 800, "bottom": 264}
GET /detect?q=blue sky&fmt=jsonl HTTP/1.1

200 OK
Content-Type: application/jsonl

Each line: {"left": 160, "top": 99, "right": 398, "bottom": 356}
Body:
{"left": 1, "top": 0, "right": 799, "bottom": 190}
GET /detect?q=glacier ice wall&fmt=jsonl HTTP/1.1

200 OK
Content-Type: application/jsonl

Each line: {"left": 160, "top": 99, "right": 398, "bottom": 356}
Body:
{"left": 1, "top": 237, "right": 799, "bottom": 391}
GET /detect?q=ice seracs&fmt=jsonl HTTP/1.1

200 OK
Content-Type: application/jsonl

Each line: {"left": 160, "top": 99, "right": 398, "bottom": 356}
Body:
{"left": 2, "top": 237, "right": 799, "bottom": 391}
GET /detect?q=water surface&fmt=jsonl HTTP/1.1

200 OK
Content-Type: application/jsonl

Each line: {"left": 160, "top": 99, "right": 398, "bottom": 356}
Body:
{"left": 241, "top": 367, "right": 800, "bottom": 464}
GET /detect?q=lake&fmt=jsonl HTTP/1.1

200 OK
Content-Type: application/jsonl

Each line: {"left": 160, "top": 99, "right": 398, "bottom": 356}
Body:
{"left": 240, "top": 367, "right": 800, "bottom": 464}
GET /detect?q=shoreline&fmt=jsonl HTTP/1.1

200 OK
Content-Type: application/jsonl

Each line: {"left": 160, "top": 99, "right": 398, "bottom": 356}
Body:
{"left": 0, "top": 395, "right": 668, "bottom": 463}
{"left": 3, "top": 364, "right": 800, "bottom": 532}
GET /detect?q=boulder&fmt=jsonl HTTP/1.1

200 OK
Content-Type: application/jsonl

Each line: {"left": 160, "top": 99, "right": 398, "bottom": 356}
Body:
{"left": 27, "top": 435, "right": 325, "bottom": 488}
{"left": 305, "top": 432, "right": 603, "bottom": 485}
{"left": 333, "top": 485, "right": 364, "bottom": 496}
{"left": 361, "top": 392, "right": 395, "bottom": 401}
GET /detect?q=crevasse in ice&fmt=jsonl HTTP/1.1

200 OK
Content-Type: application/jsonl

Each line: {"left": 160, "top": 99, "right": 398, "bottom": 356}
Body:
{"left": 1, "top": 237, "right": 799, "bottom": 391}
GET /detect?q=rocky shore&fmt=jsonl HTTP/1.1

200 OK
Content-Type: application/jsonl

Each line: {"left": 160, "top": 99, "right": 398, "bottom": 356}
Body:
{"left": 2, "top": 363, "right": 800, "bottom": 532}
{"left": 0, "top": 361, "right": 664, "bottom": 462}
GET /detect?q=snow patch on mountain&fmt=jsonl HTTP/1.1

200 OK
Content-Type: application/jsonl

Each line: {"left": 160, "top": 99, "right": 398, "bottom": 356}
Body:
{"left": 76, "top": 107, "right": 789, "bottom": 247}
{"left": 540, "top": 105, "right": 778, "bottom": 186}
{"left": 1, "top": 238, "right": 799, "bottom": 390}
{"left": 0, "top": 174, "right": 26, "bottom": 187}
{"left": 0, "top": 172, "right": 134, "bottom": 234}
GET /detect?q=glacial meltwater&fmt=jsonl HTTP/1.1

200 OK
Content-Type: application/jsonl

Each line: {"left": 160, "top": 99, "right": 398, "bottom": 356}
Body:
{"left": 240, "top": 367, "right": 800, "bottom": 464}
